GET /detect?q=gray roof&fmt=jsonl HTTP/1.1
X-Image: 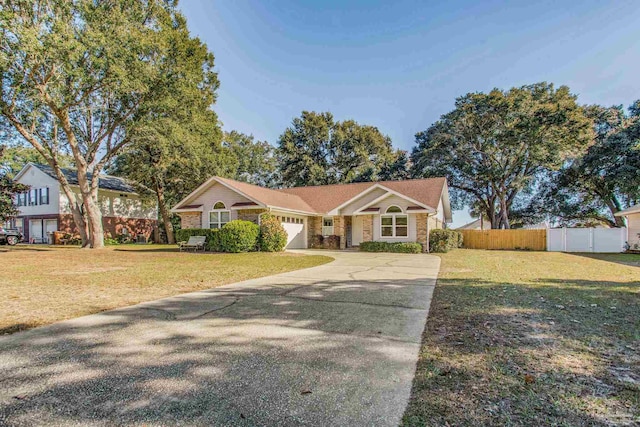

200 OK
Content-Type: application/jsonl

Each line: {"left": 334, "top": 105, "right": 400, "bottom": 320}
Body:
{"left": 33, "top": 164, "right": 137, "bottom": 194}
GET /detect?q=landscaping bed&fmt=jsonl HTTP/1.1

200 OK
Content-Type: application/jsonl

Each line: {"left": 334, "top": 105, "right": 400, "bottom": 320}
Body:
{"left": 403, "top": 250, "right": 640, "bottom": 426}
{"left": 0, "top": 245, "right": 331, "bottom": 334}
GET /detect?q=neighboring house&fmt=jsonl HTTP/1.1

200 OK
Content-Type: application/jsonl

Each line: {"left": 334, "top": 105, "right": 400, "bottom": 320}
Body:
{"left": 171, "top": 176, "right": 452, "bottom": 251}
{"left": 615, "top": 205, "right": 640, "bottom": 249}
{"left": 6, "top": 163, "right": 158, "bottom": 243}
{"left": 456, "top": 218, "right": 486, "bottom": 230}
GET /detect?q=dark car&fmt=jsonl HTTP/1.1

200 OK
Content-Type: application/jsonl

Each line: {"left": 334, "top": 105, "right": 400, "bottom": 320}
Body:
{"left": 0, "top": 227, "right": 22, "bottom": 245}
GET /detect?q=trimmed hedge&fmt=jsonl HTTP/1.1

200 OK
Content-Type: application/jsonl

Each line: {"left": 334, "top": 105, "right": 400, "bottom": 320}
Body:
{"left": 359, "top": 241, "right": 422, "bottom": 254}
{"left": 429, "top": 229, "right": 463, "bottom": 253}
{"left": 259, "top": 214, "right": 288, "bottom": 252}
{"left": 175, "top": 228, "right": 221, "bottom": 251}
{"left": 218, "top": 220, "right": 260, "bottom": 253}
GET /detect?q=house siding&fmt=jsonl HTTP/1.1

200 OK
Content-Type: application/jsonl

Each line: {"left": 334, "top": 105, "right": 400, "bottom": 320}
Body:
{"left": 339, "top": 188, "right": 388, "bottom": 215}
{"left": 13, "top": 164, "right": 158, "bottom": 243}
{"left": 626, "top": 213, "right": 640, "bottom": 249}
{"left": 15, "top": 165, "right": 61, "bottom": 217}
{"left": 59, "top": 190, "right": 156, "bottom": 220}
{"left": 184, "top": 182, "right": 253, "bottom": 227}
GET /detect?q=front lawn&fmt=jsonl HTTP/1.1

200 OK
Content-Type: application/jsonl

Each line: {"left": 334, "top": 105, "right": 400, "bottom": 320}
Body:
{"left": 0, "top": 245, "right": 331, "bottom": 335}
{"left": 403, "top": 250, "right": 640, "bottom": 426}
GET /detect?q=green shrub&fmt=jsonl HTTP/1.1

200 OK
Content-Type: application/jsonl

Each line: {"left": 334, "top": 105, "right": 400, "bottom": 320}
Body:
{"left": 104, "top": 237, "right": 120, "bottom": 245}
{"left": 429, "top": 229, "right": 462, "bottom": 253}
{"left": 218, "top": 220, "right": 260, "bottom": 253}
{"left": 359, "top": 241, "right": 422, "bottom": 253}
{"left": 174, "top": 228, "right": 221, "bottom": 251}
{"left": 259, "top": 214, "right": 287, "bottom": 252}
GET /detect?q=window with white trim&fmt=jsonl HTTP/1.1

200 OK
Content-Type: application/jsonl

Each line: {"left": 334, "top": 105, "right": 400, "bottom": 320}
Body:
{"left": 322, "top": 217, "right": 334, "bottom": 236}
{"left": 209, "top": 201, "right": 230, "bottom": 229}
{"left": 381, "top": 205, "right": 408, "bottom": 237}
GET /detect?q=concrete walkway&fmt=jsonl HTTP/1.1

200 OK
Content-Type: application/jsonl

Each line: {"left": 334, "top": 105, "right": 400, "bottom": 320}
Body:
{"left": 0, "top": 250, "right": 440, "bottom": 426}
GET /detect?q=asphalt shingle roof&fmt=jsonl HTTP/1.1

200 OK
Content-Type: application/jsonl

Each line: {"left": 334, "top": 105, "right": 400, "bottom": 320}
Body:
{"left": 192, "top": 176, "right": 448, "bottom": 215}
{"left": 33, "top": 164, "right": 137, "bottom": 194}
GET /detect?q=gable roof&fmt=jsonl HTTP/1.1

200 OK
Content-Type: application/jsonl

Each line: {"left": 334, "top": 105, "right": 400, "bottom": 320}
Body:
{"left": 215, "top": 177, "right": 317, "bottom": 214}
{"left": 173, "top": 176, "right": 451, "bottom": 220}
{"left": 17, "top": 163, "right": 137, "bottom": 193}
{"left": 278, "top": 178, "right": 447, "bottom": 214}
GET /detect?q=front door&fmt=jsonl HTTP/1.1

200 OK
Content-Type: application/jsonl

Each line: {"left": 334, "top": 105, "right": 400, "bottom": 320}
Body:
{"left": 352, "top": 216, "right": 363, "bottom": 246}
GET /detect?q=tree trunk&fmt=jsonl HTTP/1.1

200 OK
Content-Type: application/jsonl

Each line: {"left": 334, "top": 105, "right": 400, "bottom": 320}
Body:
{"left": 155, "top": 180, "right": 175, "bottom": 244}
{"left": 605, "top": 197, "right": 626, "bottom": 227}
{"left": 82, "top": 188, "right": 104, "bottom": 248}
{"left": 498, "top": 198, "right": 511, "bottom": 229}
{"left": 60, "top": 185, "right": 90, "bottom": 247}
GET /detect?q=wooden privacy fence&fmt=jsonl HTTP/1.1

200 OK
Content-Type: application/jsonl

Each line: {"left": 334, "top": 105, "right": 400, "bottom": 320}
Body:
{"left": 459, "top": 229, "right": 547, "bottom": 251}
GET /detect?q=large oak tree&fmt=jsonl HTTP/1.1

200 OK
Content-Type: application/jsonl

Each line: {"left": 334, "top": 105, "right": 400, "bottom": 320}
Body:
{"left": 277, "top": 111, "right": 401, "bottom": 187}
{"left": 411, "top": 83, "right": 593, "bottom": 228}
{"left": 0, "top": 0, "right": 212, "bottom": 247}
{"left": 110, "top": 14, "right": 228, "bottom": 245}
{"left": 223, "top": 131, "right": 279, "bottom": 188}
{"left": 528, "top": 102, "right": 640, "bottom": 227}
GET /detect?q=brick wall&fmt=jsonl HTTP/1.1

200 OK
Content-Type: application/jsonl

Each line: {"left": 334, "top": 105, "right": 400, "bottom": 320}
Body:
{"left": 416, "top": 213, "right": 428, "bottom": 252}
{"left": 307, "top": 216, "right": 322, "bottom": 243}
{"left": 237, "top": 209, "right": 267, "bottom": 224}
{"left": 333, "top": 216, "right": 346, "bottom": 249}
{"left": 362, "top": 215, "right": 373, "bottom": 242}
{"left": 179, "top": 212, "right": 202, "bottom": 229}
{"left": 58, "top": 214, "right": 158, "bottom": 242}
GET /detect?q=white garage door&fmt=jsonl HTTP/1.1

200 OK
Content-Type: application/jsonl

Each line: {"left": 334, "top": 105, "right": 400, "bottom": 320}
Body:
{"left": 280, "top": 216, "right": 306, "bottom": 249}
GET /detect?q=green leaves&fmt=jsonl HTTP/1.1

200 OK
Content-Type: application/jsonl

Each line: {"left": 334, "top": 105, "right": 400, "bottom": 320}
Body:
{"left": 276, "top": 111, "right": 404, "bottom": 187}
{"left": 411, "top": 82, "right": 593, "bottom": 228}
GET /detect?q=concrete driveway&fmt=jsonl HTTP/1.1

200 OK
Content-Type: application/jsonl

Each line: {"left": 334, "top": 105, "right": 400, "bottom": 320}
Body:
{"left": 0, "top": 250, "right": 440, "bottom": 426}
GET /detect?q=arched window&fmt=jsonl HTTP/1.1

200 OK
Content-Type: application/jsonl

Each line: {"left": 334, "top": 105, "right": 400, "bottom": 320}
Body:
{"left": 381, "top": 205, "right": 408, "bottom": 237}
{"left": 209, "top": 201, "right": 230, "bottom": 229}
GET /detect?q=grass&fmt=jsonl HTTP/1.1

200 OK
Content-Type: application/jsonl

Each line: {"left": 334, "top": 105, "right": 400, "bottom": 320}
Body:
{"left": 403, "top": 250, "right": 640, "bottom": 426}
{"left": 0, "top": 244, "right": 331, "bottom": 335}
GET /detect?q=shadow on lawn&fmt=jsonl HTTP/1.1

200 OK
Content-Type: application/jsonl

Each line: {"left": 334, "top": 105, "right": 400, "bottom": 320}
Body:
{"left": 569, "top": 252, "right": 640, "bottom": 268}
{"left": 112, "top": 246, "right": 181, "bottom": 253}
{"left": 403, "top": 276, "right": 639, "bottom": 426}
{"left": 0, "top": 276, "right": 433, "bottom": 425}
{"left": 0, "top": 245, "right": 56, "bottom": 252}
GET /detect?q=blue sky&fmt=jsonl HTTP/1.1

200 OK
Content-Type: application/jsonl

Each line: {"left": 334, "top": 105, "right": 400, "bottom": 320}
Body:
{"left": 179, "top": 0, "right": 640, "bottom": 227}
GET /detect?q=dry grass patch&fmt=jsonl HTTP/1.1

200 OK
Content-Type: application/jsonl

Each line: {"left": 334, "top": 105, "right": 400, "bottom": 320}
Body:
{"left": 0, "top": 245, "right": 331, "bottom": 334}
{"left": 403, "top": 250, "right": 640, "bottom": 426}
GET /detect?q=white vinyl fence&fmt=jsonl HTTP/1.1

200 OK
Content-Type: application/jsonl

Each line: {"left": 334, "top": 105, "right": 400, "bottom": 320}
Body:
{"left": 547, "top": 227, "right": 627, "bottom": 253}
